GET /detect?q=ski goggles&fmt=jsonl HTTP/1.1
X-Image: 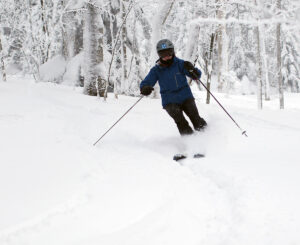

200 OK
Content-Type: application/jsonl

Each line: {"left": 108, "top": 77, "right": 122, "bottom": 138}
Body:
{"left": 158, "top": 48, "right": 174, "bottom": 58}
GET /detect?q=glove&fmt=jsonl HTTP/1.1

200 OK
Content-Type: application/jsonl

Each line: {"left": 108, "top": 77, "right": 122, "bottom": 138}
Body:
{"left": 140, "top": 86, "right": 154, "bottom": 96}
{"left": 184, "top": 61, "right": 200, "bottom": 80}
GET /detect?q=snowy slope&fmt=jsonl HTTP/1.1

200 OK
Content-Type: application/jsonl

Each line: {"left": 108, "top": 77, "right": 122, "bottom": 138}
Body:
{"left": 0, "top": 76, "right": 300, "bottom": 245}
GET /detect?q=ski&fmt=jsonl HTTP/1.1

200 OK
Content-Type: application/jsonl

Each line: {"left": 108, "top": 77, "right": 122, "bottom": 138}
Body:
{"left": 173, "top": 153, "right": 205, "bottom": 161}
{"left": 193, "top": 153, "right": 205, "bottom": 158}
{"left": 173, "top": 154, "right": 187, "bottom": 161}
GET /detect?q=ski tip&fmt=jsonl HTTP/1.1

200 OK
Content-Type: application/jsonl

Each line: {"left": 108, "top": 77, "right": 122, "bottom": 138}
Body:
{"left": 193, "top": 153, "right": 205, "bottom": 158}
{"left": 173, "top": 154, "right": 187, "bottom": 161}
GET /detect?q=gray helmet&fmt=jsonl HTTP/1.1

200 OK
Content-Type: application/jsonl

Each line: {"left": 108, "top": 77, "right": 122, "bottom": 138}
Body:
{"left": 156, "top": 39, "right": 174, "bottom": 52}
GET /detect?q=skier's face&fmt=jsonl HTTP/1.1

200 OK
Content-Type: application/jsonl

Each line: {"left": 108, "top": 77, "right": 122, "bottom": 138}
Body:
{"left": 158, "top": 48, "right": 174, "bottom": 60}
{"left": 162, "top": 54, "right": 173, "bottom": 61}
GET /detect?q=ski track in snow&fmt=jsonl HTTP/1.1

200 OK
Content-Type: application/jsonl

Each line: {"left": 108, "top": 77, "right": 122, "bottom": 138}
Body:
{"left": 0, "top": 193, "right": 89, "bottom": 243}
{"left": 0, "top": 77, "right": 300, "bottom": 245}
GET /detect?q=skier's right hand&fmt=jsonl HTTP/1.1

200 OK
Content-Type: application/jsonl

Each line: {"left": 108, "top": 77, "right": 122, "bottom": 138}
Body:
{"left": 140, "top": 86, "right": 154, "bottom": 96}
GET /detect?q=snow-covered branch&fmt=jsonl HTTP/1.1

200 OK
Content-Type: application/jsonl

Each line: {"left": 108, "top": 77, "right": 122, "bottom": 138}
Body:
{"left": 192, "top": 16, "right": 298, "bottom": 27}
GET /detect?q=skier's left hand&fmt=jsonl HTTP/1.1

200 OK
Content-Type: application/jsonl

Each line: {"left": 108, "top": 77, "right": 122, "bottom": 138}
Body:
{"left": 184, "top": 61, "right": 200, "bottom": 80}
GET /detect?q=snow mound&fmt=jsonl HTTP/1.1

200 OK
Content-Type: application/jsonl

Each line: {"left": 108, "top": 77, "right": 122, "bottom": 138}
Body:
{"left": 39, "top": 55, "right": 66, "bottom": 83}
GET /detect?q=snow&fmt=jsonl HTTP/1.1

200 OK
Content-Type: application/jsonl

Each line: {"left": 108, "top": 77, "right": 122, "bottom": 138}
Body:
{"left": 39, "top": 55, "right": 66, "bottom": 83}
{"left": 1, "top": 76, "right": 300, "bottom": 245}
{"left": 62, "top": 53, "right": 83, "bottom": 86}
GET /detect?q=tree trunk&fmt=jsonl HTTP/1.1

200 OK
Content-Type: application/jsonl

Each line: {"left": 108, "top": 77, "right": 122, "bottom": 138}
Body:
{"left": 83, "top": 3, "right": 104, "bottom": 97}
{"left": 134, "top": 6, "right": 151, "bottom": 41}
{"left": 216, "top": 0, "right": 228, "bottom": 92}
{"left": 105, "top": 0, "right": 134, "bottom": 98}
{"left": 217, "top": 26, "right": 223, "bottom": 91}
{"left": 276, "top": 0, "right": 284, "bottom": 109}
{"left": 102, "top": 0, "right": 120, "bottom": 97}
{"left": 97, "top": 21, "right": 104, "bottom": 97}
{"left": 206, "top": 33, "right": 215, "bottom": 104}
{"left": 40, "top": 0, "right": 50, "bottom": 63}
{"left": 121, "top": 0, "right": 128, "bottom": 92}
{"left": 61, "top": 10, "right": 77, "bottom": 60}
{"left": 184, "top": 0, "right": 200, "bottom": 62}
{"left": 133, "top": 5, "right": 151, "bottom": 63}
{"left": 253, "top": 0, "right": 263, "bottom": 109}
{"left": 255, "top": 25, "right": 263, "bottom": 109}
{"left": 0, "top": 35, "right": 7, "bottom": 82}
{"left": 261, "top": 25, "right": 271, "bottom": 101}
{"left": 255, "top": 0, "right": 270, "bottom": 101}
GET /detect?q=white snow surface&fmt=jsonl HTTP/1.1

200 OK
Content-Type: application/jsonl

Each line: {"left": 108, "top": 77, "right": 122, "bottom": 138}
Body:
{"left": 0, "top": 76, "right": 300, "bottom": 245}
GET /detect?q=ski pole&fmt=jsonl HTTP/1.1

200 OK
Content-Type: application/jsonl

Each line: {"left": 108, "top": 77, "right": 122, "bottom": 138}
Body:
{"left": 193, "top": 75, "right": 248, "bottom": 137}
{"left": 93, "top": 96, "right": 144, "bottom": 146}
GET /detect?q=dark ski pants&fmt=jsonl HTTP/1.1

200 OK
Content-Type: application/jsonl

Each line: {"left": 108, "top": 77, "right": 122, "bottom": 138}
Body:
{"left": 164, "top": 98, "right": 207, "bottom": 136}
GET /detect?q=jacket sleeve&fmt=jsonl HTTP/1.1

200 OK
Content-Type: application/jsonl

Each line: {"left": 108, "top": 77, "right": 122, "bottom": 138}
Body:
{"left": 180, "top": 60, "right": 202, "bottom": 80}
{"left": 140, "top": 67, "right": 158, "bottom": 89}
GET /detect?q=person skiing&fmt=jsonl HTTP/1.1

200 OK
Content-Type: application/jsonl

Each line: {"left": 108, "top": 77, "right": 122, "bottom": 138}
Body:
{"left": 140, "top": 39, "right": 207, "bottom": 136}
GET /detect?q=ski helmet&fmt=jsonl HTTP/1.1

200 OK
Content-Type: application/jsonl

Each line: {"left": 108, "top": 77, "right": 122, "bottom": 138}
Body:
{"left": 156, "top": 39, "right": 174, "bottom": 53}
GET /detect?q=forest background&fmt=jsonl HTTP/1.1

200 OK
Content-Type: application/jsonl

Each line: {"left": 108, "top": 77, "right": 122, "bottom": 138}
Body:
{"left": 0, "top": 0, "right": 299, "bottom": 109}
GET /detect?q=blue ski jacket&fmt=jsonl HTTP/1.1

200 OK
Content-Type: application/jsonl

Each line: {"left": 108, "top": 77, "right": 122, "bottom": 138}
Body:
{"left": 140, "top": 56, "right": 201, "bottom": 107}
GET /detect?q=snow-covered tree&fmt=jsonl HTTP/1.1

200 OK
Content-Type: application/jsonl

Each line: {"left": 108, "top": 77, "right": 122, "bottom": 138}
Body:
{"left": 282, "top": 34, "right": 300, "bottom": 92}
{"left": 0, "top": 34, "right": 7, "bottom": 82}
{"left": 276, "top": 0, "right": 284, "bottom": 109}
{"left": 83, "top": 1, "right": 104, "bottom": 96}
{"left": 0, "top": 0, "right": 299, "bottom": 107}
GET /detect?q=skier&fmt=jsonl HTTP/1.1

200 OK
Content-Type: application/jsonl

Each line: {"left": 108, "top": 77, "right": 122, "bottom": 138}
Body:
{"left": 140, "top": 39, "right": 207, "bottom": 136}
